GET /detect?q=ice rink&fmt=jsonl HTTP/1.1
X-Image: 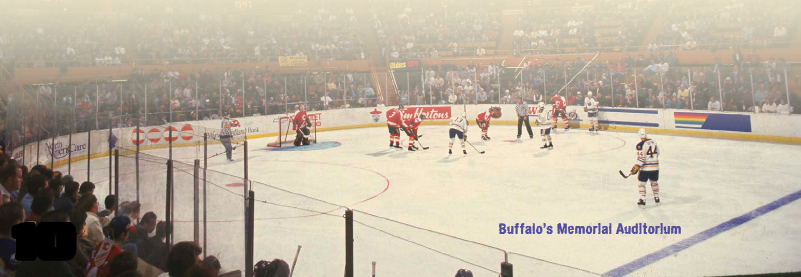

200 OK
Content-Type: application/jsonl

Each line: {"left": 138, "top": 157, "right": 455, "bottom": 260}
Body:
{"left": 60, "top": 124, "right": 801, "bottom": 277}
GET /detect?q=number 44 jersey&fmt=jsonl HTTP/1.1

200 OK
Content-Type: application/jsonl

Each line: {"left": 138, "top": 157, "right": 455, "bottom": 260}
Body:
{"left": 636, "top": 139, "right": 659, "bottom": 171}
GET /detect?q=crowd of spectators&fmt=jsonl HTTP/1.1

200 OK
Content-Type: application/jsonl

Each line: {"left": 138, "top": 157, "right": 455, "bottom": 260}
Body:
{"left": 0, "top": 152, "right": 295, "bottom": 277}
{"left": 0, "top": 1, "right": 365, "bottom": 68}
{"left": 512, "top": 0, "right": 656, "bottom": 54}
{"left": 2, "top": 66, "right": 379, "bottom": 148}
{"left": 394, "top": 51, "right": 797, "bottom": 115}
{"left": 648, "top": 0, "right": 797, "bottom": 52}
{"left": 373, "top": 0, "right": 502, "bottom": 59}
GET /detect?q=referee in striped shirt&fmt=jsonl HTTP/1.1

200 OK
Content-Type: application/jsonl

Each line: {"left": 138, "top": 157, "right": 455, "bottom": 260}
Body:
{"left": 516, "top": 97, "right": 534, "bottom": 139}
{"left": 220, "top": 112, "right": 234, "bottom": 162}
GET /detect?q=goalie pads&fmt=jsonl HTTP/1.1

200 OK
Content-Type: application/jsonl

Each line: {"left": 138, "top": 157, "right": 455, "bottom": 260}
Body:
{"left": 630, "top": 164, "right": 641, "bottom": 175}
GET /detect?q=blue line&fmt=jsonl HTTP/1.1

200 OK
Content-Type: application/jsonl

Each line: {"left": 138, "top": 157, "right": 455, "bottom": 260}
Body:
{"left": 599, "top": 108, "right": 659, "bottom": 114}
{"left": 599, "top": 120, "right": 660, "bottom": 127}
{"left": 603, "top": 189, "right": 801, "bottom": 277}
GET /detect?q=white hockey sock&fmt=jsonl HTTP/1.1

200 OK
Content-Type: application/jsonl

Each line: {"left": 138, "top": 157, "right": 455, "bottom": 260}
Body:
{"left": 651, "top": 182, "right": 660, "bottom": 197}
{"left": 638, "top": 182, "right": 647, "bottom": 199}
{"left": 546, "top": 135, "right": 552, "bottom": 143}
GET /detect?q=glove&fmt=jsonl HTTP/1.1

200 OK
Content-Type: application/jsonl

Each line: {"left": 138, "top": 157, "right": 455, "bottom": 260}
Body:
{"left": 463, "top": 135, "right": 468, "bottom": 141}
{"left": 630, "top": 164, "right": 640, "bottom": 175}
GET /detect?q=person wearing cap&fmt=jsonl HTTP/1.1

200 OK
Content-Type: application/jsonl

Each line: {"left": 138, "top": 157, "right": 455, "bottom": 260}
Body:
{"left": 86, "top": 216, "right": 132, "bottom": 277}
{"left": 220, "top": 112, "right": 234, "bottom": 162}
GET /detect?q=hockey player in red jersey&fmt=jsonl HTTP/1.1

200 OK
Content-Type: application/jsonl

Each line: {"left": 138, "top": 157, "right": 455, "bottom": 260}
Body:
{"left": 550, "top": 93, "right": 570, "bottom": 130}
{"left": 386, "top": 104, "right": 409, "bottom": 148}
{"left": 475, "top": 107, "right": 502, "bottom": 141}
{"left": 293, "top": 104, "right": 312, "bottom": 146}
{"left": 403, "top": 114, "right": 425, "bottom": 151}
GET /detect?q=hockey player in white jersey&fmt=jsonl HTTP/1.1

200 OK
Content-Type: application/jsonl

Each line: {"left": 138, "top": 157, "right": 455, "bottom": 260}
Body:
{"left": 629, "top": 128, "right": 660, "bottom": 208}
{"left": 448, "top": 115, "right": 469, "bottom": 155}
{"left": 535, "top": 102, "right": 553, "bottom": 149}
{"left": 584, "top": 91, "right": 600, "bottom": 132}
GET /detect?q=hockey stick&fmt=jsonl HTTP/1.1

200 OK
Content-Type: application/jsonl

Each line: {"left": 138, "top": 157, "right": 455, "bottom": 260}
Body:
{"left": 413, "top": 132, "right": 429, "bottom": 150}
{"left": 372, "top": 261, "right": 376, "bottom": 277}
{"left": 619, "top": 170, "right": 632, "bottom": 179}
{"left": 289, "top": 245, "right": 302, "bottom": 277}
{"left": 465, "top": 140, "right": 485, "bottom": 154}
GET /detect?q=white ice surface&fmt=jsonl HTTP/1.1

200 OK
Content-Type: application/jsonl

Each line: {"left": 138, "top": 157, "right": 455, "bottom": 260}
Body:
{"left": 59, "top": 125, "right": 801, "bottom": 277}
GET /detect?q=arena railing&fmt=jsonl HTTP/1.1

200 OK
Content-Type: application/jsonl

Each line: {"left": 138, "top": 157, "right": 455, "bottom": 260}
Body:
{"left": 12, "top": 54, "right": 367, "bottom": 69}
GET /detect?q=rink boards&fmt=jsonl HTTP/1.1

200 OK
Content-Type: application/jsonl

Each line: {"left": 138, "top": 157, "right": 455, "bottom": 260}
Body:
{"left": 11, "top": 105, "right": 801, "bottom": 169}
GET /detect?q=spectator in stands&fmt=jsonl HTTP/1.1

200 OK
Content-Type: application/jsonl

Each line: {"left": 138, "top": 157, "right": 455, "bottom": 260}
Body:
{"left": 0, "top": 161, "right": 22, "bottom": 203}
{"left": 48, "top": 178, "right": 63, "bottom": 197}
{"left": 254, "top": 259, "right": 290, "bottom": 277}
{"left": 140, "top": 221, "right": 168, "bottom": 271}
{"left": 27, "top": 189, "right": 54, "bottom": 223}
{"left": 21, "top": 174, "right": 48, "bottom": 217}
{"left": 15, "top": 210, "right": 77, "bottom": 277}
{"left": 708, "top": 96, "right": 722, "bottom": 111}
{"left": 87, "top": 216, "right": 133, "bottom": 277}
{"left": 80, "top": 181, "right": 96, "bottom": 196}
{"left": 99, "top": 194, "right": 117, "bottom": 217}
{"left": 76, "top": 194, "right": 110, "bottom": 245}
{"left": 158, "top": 241, "right": 203, "bottom": 277}
{"left": 200, "top": 256, "right": 222, "bottom": 277}
{"left": 69, "top": 210, "right": 92, "bottom": 277}
{"left": 119, "top": 201, "right": 141, "bottom": 223}
{"left": 54, "top": 181, "right": 79, "bottom": 211}
{"left": 0, "top": 203, "right": 24, "bottom": 277}
{"left": 777, "top": 99, "right": 791, "bottom": 115}
{"left": 129, "top": 211, "right": 157, "bottom": 245}
{"left": 762, "top": 99, "right": 777, "bottom": 113}
{"left": 109, "top": 252, "right": 139, "bottom": 277}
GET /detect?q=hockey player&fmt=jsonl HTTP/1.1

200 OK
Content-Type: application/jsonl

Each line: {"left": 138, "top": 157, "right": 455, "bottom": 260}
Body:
{"left": 386, "top": 104, "right": 408, "bottom": 148}
{"left": 535, "top": 102, "right": 553, "bottom": 149}
{"left": 293, "top": 104, "right": 312, "bottom": 146}
{"left": 550, "top": 93, "right": 569, "bottom": 130}
{"left": 448, "top": 115, "right": 468, "bottom": 155}
{"left": 476, "top": 107, "right": 502, "bottom": 141}
{"left": 629, "top": 128, "right": 660, "bottom": 208}
{"left": 403, "top": 114, "right": 425, "bottom": 151}
{"left": 584, "top": 91, "right": 599, "bottom": 132}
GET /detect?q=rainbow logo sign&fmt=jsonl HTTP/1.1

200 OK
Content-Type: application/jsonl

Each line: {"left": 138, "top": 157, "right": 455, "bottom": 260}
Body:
{"left": 674, "top": 113, "right": 707, "bottom": 129}
{"left": 674, "top": 112, "right": 751, "bottom": 132}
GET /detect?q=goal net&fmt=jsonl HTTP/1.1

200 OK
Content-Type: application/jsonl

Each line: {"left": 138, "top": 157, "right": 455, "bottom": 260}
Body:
{"left": 267, "top": 115, "right": 317, "bottom": 148}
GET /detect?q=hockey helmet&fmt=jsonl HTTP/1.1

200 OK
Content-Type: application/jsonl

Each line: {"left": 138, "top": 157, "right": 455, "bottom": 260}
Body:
{"left": 455, "top": 269, "right": 474, "bottom": 277}
{"left": 419, "top": 114, "right": 426, "bottom": 120}
{"left": 489, "top": 106, "right": 502, "bottom": 118}
{"left": 398, "top": 103, "right": 405, "bottom": 110}
{"left": 587, "top": 91, "right": 593, "bottom": 97}
{"left": 538, "top": 102, "right": 545, "bottom": 108}
{"left": 638, "top": 128, "right": 647, "bottom": 139}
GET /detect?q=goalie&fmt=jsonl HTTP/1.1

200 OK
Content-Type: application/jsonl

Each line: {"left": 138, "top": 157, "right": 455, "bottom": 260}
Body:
{"left": 476, "top": 107, "right": 502, "bottom": 141}
{"left": 293, "top": 104, "right": 312, "bottom": 146}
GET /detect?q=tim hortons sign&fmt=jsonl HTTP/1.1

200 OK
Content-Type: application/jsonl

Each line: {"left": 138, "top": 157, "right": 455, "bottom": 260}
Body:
{"left": 401, "top": 106, "right": 452, "bottom": 121}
